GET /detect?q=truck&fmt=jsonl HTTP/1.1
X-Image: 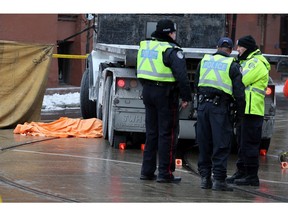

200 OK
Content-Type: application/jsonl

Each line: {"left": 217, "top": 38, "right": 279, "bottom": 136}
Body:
{"left": 79, "top": 14, "right": 288, "bottom": 154}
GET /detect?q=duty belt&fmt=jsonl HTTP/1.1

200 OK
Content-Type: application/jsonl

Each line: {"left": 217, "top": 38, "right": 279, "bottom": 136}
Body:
{"left": 198, "top": 94, "right": 221, "bottom": 106}
{"left": 144, "top": 80, "right": 176, "bottom": 87}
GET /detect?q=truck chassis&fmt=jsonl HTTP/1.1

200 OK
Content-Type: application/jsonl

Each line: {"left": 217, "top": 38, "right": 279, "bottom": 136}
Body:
{"left": 80, "top": 43, "right": 287, "bottom": 153}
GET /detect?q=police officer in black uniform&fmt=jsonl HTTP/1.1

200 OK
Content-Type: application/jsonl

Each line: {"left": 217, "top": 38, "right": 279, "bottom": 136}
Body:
{"left": 137, "top": 19, "right": 192, "bottom": 183}
{"left": 195, "top": 37, "right": 246, "bottom": 191}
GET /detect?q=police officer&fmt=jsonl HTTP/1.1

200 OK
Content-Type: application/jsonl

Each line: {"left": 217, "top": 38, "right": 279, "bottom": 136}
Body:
{"left": 137, "top": 19, "right": 192, "bottom": 183}
{"left": 226, "top": 35, "right": 270, "bottom": 186}
{"left": 195, "top": 37, "right": 246, "bottom": 191}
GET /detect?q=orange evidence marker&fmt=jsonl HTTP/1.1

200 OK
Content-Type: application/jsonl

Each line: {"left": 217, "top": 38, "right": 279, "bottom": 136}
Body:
{"left": 281, "top": 162, "right": 288, "bottom": 169}
{"left": 119, "top": 143, "right": 126, "bottom": 150}
{"left": 260, "top": 149, "right": 267, "bottom": 156}
{"left": 175, "top": 159, "right": 182, "bottom": 166}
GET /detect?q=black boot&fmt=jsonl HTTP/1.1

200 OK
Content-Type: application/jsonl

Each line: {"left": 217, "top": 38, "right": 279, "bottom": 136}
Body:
{"left": 212, "top": 180, "right": 233, "bottom": 191}
{"left": 234, "top": 175, "right": 259, "bottom": 186}
{"left": 234, "top": 166, "right": 259, "bottom": 186}
{"left": 226, "top": 170, "right": 246, "bottom": 184}
{"left": 200, "top": 177, "right": 212, "bottom": 189}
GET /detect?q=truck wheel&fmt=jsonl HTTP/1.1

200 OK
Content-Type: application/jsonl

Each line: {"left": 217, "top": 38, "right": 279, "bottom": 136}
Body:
{"left": 107, "top": 84, "right": 127, "bottom": 149}
{"left": 80, "top": 69, "right": 96, "bottom": 119}
{"left": 102, "top": 76, "right": 112, "bottom": 139}
{"left": 108, "top": 84, "right": 115, "bottom": 146}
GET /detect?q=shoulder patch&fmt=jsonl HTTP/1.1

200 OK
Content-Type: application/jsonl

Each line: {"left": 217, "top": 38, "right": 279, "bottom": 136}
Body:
{"left": 239, "top": 66, "right": 243, "bottom": 73}
{"left": 176, "top": 51, "right": 184, "bottom": 59}
{"left": 248, "top": 62, "right": 255, "bottom": 69}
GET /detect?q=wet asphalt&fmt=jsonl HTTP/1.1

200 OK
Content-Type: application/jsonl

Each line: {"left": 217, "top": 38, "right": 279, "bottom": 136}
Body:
{"left": 0, "top": 91, "right": 287, "bottom": 215}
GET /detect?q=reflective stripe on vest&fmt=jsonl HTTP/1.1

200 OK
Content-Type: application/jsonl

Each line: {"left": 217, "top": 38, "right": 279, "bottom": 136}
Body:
{"left": 198, "top": 54, "right": 233, "bottom": 95}
{"left": 137, "top": 40, "right": 176, "bottom": 82}
{"left": 245, "top": 86, "right": 266, "bottom": 96}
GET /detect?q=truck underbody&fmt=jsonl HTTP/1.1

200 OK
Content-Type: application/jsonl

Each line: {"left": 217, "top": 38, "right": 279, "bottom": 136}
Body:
{"left": 80, "top": 43, "right": 288, "bottom": 153}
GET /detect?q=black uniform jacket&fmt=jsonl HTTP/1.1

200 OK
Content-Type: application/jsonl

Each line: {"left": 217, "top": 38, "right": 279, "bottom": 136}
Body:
{"left": 163, "top": 45, "right": 192, "bottom": 102}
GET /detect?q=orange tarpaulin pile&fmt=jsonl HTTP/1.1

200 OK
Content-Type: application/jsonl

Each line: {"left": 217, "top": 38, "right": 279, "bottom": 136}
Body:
{"left": 14, "top": 117, "right": 103, "bottom": 138}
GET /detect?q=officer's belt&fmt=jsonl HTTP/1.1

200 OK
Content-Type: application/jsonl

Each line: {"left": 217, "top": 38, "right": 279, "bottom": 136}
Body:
{"left": 198, "top": 94, "right": 231, "bottom": 105}
{"left": 144, "top": 80, "right": 176, "bottom": 87}
{"left": 204, "top": 95, "right": 217, "bottom": 103}
{"left": 201, "top": 94, "right": 218, "bottom": 99}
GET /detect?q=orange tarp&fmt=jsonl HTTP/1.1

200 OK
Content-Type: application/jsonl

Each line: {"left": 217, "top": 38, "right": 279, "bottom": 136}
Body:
{"left": 14, "top": 117, "right": 103, "bottom": 138}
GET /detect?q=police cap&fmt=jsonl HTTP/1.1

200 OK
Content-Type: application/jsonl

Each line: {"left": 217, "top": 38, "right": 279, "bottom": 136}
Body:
{"left": 155, "top": 19, "right": 176, "bottom": 34}
{"left": 217, "top": 37, "right": 234, "bottom": 48}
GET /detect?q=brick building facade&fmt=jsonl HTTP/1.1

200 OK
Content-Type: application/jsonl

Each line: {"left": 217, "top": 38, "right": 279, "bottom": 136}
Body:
{"left": 0, "top": 14, "right": 286, "bottom": 88}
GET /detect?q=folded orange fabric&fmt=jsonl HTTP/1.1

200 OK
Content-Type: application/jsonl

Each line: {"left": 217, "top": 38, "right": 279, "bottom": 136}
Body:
{"left": 13, "top": 117, "right": 103, "bottom": 138}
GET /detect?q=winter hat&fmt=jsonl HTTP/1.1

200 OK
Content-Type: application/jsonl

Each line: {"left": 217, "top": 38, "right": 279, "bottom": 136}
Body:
{"left": 237, "top": 35, "right": 258, "bottom": 50}
{"left": 217, "top": 37, "right": 233, "bottom": 48}
{"left": 155, "top": 19, "right": 176, "bottom": 34}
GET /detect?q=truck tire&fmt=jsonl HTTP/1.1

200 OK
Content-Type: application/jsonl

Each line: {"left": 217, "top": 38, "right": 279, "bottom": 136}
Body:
{"left": 102, "top": 76, "right": 112, "bottom": 139}
{"left": 108, "top": 84, "right": 115, "bottom": 146}
{"left": 107, "top": 84, "right": 127, "bottom": 148}
{"left": 80, "top": 69, "right": 96, "bottom": 119}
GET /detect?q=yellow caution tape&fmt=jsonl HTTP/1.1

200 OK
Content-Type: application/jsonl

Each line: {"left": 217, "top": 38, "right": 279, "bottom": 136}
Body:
{"left": 52, "top": 54, "right": 88, "bottom": 59}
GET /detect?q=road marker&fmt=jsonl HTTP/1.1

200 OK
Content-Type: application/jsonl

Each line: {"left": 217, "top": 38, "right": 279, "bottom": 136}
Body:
{"left": 176, "top": 159, "right": 182, "bottom": 166}
{"left": 119, "top": 143, "right": 126, "bottom": 150}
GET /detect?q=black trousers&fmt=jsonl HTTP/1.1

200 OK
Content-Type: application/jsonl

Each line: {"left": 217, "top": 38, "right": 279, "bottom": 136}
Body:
{"left": 235, "top": 114, "right": 263, "bottom": 173}
{"left": 140, "top": 84, "right": 179, "bottom": 179}
{"left": 197, "top": 101, "right": 233, "bottom": 181}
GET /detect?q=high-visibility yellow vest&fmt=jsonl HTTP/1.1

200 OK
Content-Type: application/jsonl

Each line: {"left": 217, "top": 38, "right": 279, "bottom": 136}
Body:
{"left": 137, "top": 40, "right": 176, "bottom": 82}
{"left": 199, "top": 54, "right": 234, "bottom": 95}
{"left": 240, "top": 49, "right": 270, "bottom": 116}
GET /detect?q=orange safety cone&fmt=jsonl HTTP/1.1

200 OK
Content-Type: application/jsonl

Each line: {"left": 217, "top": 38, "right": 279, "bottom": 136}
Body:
{"left": 119, "top": 143, "right": 126, "bottom": 150}
{"left": 175, "top": 159, "right": 182, "bottom": 166}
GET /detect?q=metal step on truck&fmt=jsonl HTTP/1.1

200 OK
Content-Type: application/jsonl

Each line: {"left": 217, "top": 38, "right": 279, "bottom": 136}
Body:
{"left": 79, "top": 14, "right": 288, "bottom": 153}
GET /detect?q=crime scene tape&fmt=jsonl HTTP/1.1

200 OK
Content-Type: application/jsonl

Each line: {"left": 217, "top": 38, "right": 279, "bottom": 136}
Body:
{"left": 52, "top": 54, "right": 88, "bottom": 59}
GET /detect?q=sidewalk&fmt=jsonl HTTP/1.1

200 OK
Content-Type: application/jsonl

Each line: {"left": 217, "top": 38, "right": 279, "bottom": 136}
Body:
{"left": 41, "top": 86, "right": 81, "bottom": 121}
